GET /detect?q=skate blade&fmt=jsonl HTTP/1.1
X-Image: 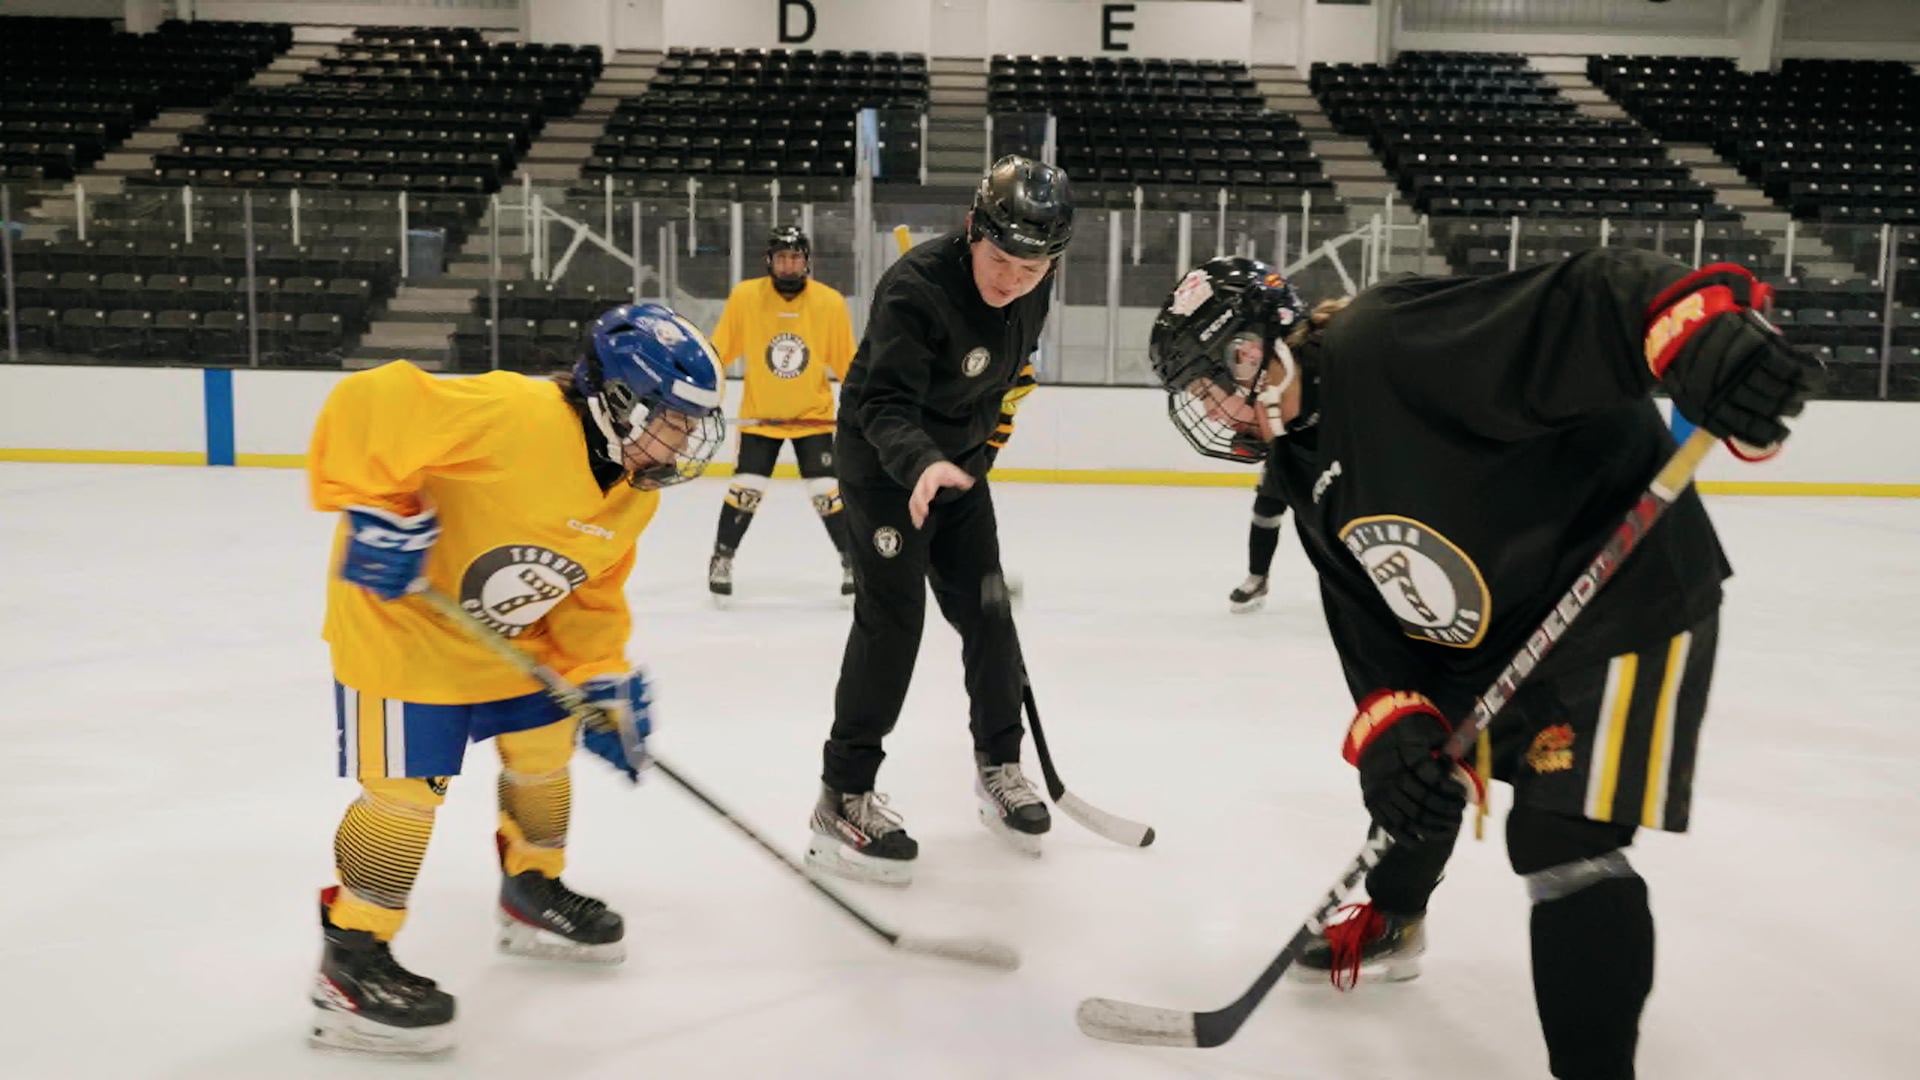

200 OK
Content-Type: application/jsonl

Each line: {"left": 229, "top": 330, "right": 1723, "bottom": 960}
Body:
{"left": 309, "top": 1006, "right": 455, "bottom": 1058}
{"left": 805, "top": 835, "right": 914, "bottom": 887}
{"left": 976, "top": 802, "right": 1044, "bottom": 858}
{"left": 1229, "top": 595, "right": 1267, "bottom": 614}
{"left": 708, "top": 591, "right": 733, "bottom": 610}
{"left": 1285, "top": 955, "right": 1423, "bottom": 985}
{"left": 496, "top": 915, "right": 627, "bottom": 964}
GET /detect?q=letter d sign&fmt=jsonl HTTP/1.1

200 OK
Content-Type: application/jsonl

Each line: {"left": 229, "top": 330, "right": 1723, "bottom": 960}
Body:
{"left": 780, "top": 0, "right": 817, "bottom": 44}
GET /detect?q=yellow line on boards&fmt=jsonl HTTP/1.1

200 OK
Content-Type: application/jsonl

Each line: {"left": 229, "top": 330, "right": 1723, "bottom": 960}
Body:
{"left": 3, "top": 451, "right": 1918, "bottom": 498}
{"left": 0, "top": 449, "right": 207, "bottom": 466}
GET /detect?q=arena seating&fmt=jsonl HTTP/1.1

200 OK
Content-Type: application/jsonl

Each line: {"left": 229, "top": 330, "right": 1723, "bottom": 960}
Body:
{"left": 146, "top": 27, "right": 597, "bottom": 196}
{"left": 988, "top": 54, "right": 1330, "bottom": 210}
{"left": 1593, "top": 56, "right": 1919, "bottom": 223}
{"left": 1, "top": 18, "right": 289, "bottom": 182}
{"left": 1316, "top": 52, "right": 1716, "bottom": 223}
{"left": 583, "top": 48, "right": 927, "bottom": 195}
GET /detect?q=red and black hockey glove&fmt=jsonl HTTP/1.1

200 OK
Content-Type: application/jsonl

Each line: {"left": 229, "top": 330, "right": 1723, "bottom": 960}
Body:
{"left": 1344, "top": 691, "right": 1484, "bottom": 846}
{"left": 1644, "top": 264, "right": 1811, "bottom": 458}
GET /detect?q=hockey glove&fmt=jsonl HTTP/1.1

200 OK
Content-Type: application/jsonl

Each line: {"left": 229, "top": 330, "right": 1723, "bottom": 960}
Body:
{"left": 340, "top": 506, "right": 440, "bottom": 601}
{"left": 578, "top": 669, "right": 652, "bottom": 783}
{"left": 1344, "top": 691, "right": 1484, "bottom": 846}
{"left": 1644, "top": 264, "right": 1810, "bottom": 456}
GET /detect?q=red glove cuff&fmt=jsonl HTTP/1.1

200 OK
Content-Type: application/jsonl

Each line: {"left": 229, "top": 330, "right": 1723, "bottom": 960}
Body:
{"left": 1343, "top": 690, "right": 1448, "bottom": 767}
{"left": 1642, "top": 263, "right": 1773, "bottom": 379}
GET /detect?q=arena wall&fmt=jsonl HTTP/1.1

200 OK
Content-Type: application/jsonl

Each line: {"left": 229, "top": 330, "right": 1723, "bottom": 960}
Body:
{"left": 3, "top": 365, "right": 1915, "bottom": 495}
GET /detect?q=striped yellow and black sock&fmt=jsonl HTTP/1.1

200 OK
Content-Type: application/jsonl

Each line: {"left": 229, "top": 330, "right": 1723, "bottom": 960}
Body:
{"left": 329, "top": 777, "right": 444, "bottom": 941}
{"left": 497, "top": 766, "right": 571, "bottom": 879}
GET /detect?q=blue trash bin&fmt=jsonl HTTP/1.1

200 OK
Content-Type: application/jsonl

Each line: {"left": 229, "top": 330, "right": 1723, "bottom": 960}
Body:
{"left": 406, "top": 228, "right": 446, "bottom": 281}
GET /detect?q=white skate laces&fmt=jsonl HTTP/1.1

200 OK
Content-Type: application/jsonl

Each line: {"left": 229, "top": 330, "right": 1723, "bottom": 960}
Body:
{"left": 844, "top": 790, "right": 906, "bottom": 838}
{"left": 979, "top": 763, "right": 1044, "bottom": 810}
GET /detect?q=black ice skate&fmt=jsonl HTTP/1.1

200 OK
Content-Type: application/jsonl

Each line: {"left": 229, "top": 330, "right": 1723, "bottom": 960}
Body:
{"left": 310, "top": 886, "right": 456, "bottom": 1057}
{"left": 1229, "top": 574, "right": 1269, "bottom": 614}
{"left": 1289, "top": 901, "right": 1426, "bottom": 988}
{"left": 840, "top": 553, "right": 855, "bottom": 601}
{"left": 806, "top": 785, "right": 918, "bottom": 886}
{"left": 975, "top": 757, "right": 1051, "bottom": 857}
{"left": 497, "top": 870, "right": 626, "bottom": 964}
{"left": 708, "top": 551, "right": 734, "bottom": 607}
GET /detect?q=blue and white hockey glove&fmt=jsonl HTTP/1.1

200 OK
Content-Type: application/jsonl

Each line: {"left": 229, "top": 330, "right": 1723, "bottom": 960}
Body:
{"left": 578, "top": 669, "right": 652, "bottom": 782}
{"left": 340, "top": 506, "right": 440, "bottom": 601}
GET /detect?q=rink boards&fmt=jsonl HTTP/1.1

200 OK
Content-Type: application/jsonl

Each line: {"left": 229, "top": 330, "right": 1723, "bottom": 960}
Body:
{"left": 2, "top": 363, "right": 1917, "bottom": 496}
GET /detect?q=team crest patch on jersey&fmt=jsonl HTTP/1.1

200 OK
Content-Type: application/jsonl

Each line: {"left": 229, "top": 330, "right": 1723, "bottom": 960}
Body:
{"left": 1526, "top": 724, "right": 1576, "bottom": 774}
{"left": 873, "top": 526, "right": 903, "bottom": 558}
{"left": 460, "top": 545, "right": 591, "bottom": 637}
{"left": 962, "top": 347, "right": 991, "bottom": 378}
{"left": 1337, "top": 515, "right": 1490, "bottom": 649}
{"left": 767, "top": 332, "right": 810, "bottom": 379}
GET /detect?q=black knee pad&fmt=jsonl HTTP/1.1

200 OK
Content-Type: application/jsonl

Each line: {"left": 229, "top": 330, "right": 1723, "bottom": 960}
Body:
{"left": 1507, "top": 805, "right": 1638, "bottom": 877}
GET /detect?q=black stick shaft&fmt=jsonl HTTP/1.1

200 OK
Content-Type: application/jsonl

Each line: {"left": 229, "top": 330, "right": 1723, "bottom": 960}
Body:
{"left": 412, "top": 588, "right": 905, "bottom": 947}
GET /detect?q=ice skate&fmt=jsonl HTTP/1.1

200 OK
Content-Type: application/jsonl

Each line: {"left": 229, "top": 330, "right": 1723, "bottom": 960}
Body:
{"left": 497, "top": 870, "right": 626, "bottom": 963}
{"left": 806, "top": 785, "right": 918, "bottom": 886}
{"left": 1229, "top": 574, "right": 1269, "bottom": 613}
{"left": 840, "top": 553, "right": 855, "bottom": 604}
{"left": 708, "top": 551, "right": 734, "bottom": 608}
{"left": 309, "top": 887, "right": 455, "bottom": 1057}
{"left": 975, "top": 757, "right": 1051, "bottom": 857}
{"left": 1289, "top": 901, "right": 1426, "bottom": 987}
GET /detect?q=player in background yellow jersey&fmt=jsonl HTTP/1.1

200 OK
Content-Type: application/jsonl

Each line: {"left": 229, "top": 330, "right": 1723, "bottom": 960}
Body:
{"left": 706, "top": 226, "right": 857, "bottom": 603}
{"left": 305, "top": 304, "right": 724, "bottom": 1057}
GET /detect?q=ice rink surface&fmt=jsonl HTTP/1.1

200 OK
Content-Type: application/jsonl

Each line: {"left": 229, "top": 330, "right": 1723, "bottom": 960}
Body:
{"left": 2, "top": 462, "right": 1916, "bottom": 1079}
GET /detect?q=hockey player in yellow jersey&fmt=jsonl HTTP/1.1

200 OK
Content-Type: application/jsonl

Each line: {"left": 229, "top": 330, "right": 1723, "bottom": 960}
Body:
{"left": 306, "top": 304, "right": 724, "bottom": 1056}
{"left": 706, "top": 226, "right": 857, "bottom": 603}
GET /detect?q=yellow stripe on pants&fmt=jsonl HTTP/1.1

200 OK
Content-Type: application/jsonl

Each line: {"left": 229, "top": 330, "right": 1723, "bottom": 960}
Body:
{"left": 1586, "top": 653, "right": 1638, "bottom": 821}
{"left": 356, "top": 690, "right": 388, "bottom": 778}
{"left": 1641, "top": 632, "right": 1692, "bottom": 828}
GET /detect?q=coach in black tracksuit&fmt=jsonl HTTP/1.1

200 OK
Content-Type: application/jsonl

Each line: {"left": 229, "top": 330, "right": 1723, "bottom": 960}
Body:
{"left": 1148, "top": 251, "right": 1809, "bottom": 1079}
{"left": 804, "top": 157, "right": 1072, "bottom": 882}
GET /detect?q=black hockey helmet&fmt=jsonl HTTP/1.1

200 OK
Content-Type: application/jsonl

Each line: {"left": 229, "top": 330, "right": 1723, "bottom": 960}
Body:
{"left": 1149, "top": 256, "right": 1314, "bottom": 463}
{"left": 970, "top": 155, "right": 1074, "bottom": 260}
{"left": 766, "top": 224, "right": 811, "bottom": 297}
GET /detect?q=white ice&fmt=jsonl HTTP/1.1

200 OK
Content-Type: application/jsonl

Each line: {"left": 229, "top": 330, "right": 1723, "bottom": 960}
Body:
{"left": 1, "top": 462, "right": 1916, "bottom": 1080}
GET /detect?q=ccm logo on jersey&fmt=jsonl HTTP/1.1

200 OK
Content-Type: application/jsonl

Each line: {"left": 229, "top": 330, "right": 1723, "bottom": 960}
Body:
{"left": 568, "top": 520, "right": 615, "bottom": 540}
{"left": 1312, "top": 460, "right": 1342, "bottom": 504}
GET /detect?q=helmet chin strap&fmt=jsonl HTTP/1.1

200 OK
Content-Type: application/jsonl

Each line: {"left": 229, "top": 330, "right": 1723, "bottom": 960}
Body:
{"left": 584, "top": 392, "right": 626, "bottom": 463}
{"left": 1249, "top": 338, "right": 1295, "bottom": 439}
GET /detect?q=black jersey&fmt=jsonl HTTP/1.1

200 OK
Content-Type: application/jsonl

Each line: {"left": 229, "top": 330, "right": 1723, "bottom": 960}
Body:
{"left": 835, "top": 231, "right": 1052, "bottom": 490}
{"left": 1271, "top": 248, "right": 1732, "bottom": 719}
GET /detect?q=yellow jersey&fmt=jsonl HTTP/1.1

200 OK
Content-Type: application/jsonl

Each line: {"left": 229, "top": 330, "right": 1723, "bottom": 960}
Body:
{"left": 309, "top": 361, "right": 658, "bottom": 705}
{"left": 710, "top": 276, "right": 855, "bottom": 439}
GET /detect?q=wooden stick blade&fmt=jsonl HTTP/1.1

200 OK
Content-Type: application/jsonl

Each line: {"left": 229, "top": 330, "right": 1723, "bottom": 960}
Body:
{"left": 893, "top": 933, "right": 1021, "bottom": 971}
{"left": 1058, "top": 792, "right": 1157, "bottom": 847}
{"left": 1075, "top": 997, "right": 1199, "bottom": 1047}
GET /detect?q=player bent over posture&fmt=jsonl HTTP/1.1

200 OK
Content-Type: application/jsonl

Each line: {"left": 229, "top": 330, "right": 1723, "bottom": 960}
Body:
{"left": 706, "top": 225, "right": 858, "bottom": 603}
{"left": 1148, "top": 254, "right": 1807, "bottom": 1079}
{"left": 306, "top": 304, "right": 724, "bottom": 1055}
{"left": 806, "top": 156, "right": 1069, "bottom": 885}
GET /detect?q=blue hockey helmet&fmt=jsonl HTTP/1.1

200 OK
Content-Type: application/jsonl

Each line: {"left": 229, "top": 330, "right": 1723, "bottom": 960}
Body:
{"left": 576, "top": 303, "right": 726, "bottom": 489}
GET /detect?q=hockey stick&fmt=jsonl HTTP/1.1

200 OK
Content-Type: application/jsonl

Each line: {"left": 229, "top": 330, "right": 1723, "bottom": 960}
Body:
{"left": 1075, "top": 426, "right": 1719, "bottom": 1047}
{"left": 1025, "top": 682, "right": 1156, "bottom": 847}
{"left": 412, "top": 587, "right": 1021, "bottom": 973}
